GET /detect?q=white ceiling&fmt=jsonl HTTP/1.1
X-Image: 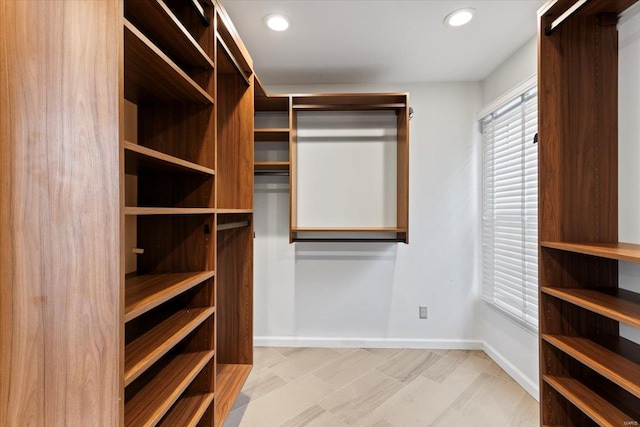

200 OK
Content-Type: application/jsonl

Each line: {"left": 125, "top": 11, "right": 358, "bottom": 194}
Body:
{"left": 222, "top": 0, "right": 544, "bottom": 86}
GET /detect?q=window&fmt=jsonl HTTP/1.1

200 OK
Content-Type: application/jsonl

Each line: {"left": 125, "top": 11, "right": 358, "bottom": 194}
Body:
{"left": 481, "top": 86, "right": 538, "bottom": 330}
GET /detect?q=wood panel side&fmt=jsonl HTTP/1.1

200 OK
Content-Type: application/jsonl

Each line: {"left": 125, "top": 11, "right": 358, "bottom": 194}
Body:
{"left": 538, "top": 13, "right": 622, "bottom": 426}
{"left": 216, "top": 219, "right": 253, "bottom": 365}
{"left": 396, "top": 96, "right": 410, "bottom": 243}
{"left": 216, "top": 73, "right": 254, "bottom": 210}
{"left": 290, "top": 104, "right": 297, "bottom": 243}
{"left": 0, "top": 1, "right": 122, "bottom": 425}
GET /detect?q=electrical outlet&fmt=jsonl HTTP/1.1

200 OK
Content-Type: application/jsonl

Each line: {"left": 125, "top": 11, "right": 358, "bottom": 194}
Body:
{"left": 419, "top": 306, "right": 428, "bottom": 319}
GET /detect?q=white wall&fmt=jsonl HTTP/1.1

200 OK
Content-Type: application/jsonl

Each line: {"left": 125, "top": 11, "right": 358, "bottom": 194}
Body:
{"left": 618, "top": 7, "right": 640, "bottom": 345}
{"left": 254, "top": 82, "right": 483, "bottom": 349}
{"left": 477, "top": 37, "right": 540, "bottom": 399}
{"left": 482, "top": 37, "right": 537, "bottom": 106}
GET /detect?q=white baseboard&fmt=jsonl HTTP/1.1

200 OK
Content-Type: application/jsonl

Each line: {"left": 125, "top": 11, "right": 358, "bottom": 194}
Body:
{"left": 253, "top": 336, "right": 482, "bottom": 350}
{"left": 253, "top": 335, "right": 539, "bottom": 400}
{"left": 482, "top": 341, "right": 539, "bottom": 400}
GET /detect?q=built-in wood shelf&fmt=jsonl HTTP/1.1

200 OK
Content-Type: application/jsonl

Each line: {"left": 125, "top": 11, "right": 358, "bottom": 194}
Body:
{"left": 124, "top": 20, "right": 213, "bottom": 104}
{"left": 125, "top": 0, "right": 214, "bottom": 69}
{"left": 293, "top": 103, "right": 406, "bottom": 111}
{"left": 216, "top": 209, "right": 253, "bottom": 214}
{"left": 124, "top": 307, "right": 215, "bottom": 386}
{"left": 540, "top": 241, "right": 640, "bottom": 263}
{"left": 157, "top": 393, "right": 215, "bottom": 427}
{"left": 124, "top": 142, "right": 215, "bottom": 176}
{"left": 125, "top": 272, "right": 215, "bottom": 322}
{"left": 215, "top": 364, "right": 252, "bottom": 427}
{"left": 217, "top": 221, "right": 250, "bottom": 232}
{"left": 125, "top": 207, "right": 216, "bottom": 215}
{"left": 541, "top": 287, "right": 640, "bottom": 329}
{"left": 543, "top": 375, "right": 636, "bottom": 426}
{"left": 254, "top": 129, "right": 290, "bottom": 142}
{"left": 254, "top": 161, "right": 290, "bottom": 171}
{"left": 124, "top": 351, "right": 214, "bottom": 427}
{"left": 292, "top": 227, "right": 407, "bottom": 233}
{"left": 542, "top": 335, "right": 640, "bottom": 399}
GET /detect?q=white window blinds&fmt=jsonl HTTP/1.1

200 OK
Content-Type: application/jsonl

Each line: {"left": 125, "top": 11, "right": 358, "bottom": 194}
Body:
{"left": 481, "top": 86, "right": 538, "bottom": 330}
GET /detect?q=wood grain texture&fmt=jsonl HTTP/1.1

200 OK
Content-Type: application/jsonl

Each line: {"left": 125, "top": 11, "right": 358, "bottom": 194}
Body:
{"left": 538, "top": 11, "right": 625, "bottom": 425}
{"left": 541, "top": 241, "right": 640, "bottom": 263}
{"left": 292, "top": 227, "right": 407, "bottom": 233}
{"left": 215, "top": 364, "right": 252, "bottom": 427}
{"left": 543, "top": 335, "right": 640, "bottom": 399}
{"left": 290, "top": 106, "right": 298, "bottom": 243}
{"left": 255, "top": 92, "right": 290, "bottom": 112}
{"left": 138, "top": 104, "right": 215, "bottom": 170}
{"left": 125, "top": 350, "right": 214, "bottom": 427}
{"left": 137, "top": 173, "right": 214, "bottom": 209}
{"left": 157, "top": 392, "right": 215, "bottom": 427}
{"left": 0, "top": 1, "right": 122, "bottom": 425}
{"left": 125, "top": 0, "right": 214, "bottom": 69}
{"left": 216, "top": 218, "right": 253, "bottom": 365}
{"left": 125, "top": 207, "right": 216, "bottom": 215}
{"left": 125, "top": 307, "right": 215, "bottom": 385}
{"left": 214, "top": 0, "right": 253, "bottom": 74}
{"left": 541, "top": 287, "right": 640, "bottom": 328}
{"left": 216, "top": 209, "right": 253, "bottom": 214}
{"left": 125, "top": 272, "right": 215, "bottom": 322}
{"left": 544, "top": 375, "right": 636, "bottom": 427}
{"left": 254, "top": 161, "right": 290, "bottom": 171}
{"left": 216, "top": 68, "right": 254, "bottom": 210}
{"left": 292, "top": 103, "right": 406, "bottom": 111}
{"left": 397, "top": 95, "right": 410, "bottom": 244}
{"left": 125, "top": 141, "right": 215, "bottom": 176}
{"left": 254, "top": 129, "right": 290, "bottom": 142}
{"left": 124, "top": 20, "right": 213, "bottom": 104}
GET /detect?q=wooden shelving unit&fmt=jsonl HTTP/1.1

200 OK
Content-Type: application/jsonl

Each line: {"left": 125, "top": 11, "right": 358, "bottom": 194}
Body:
{"left": 125, "top": 0, "right": 214, "bottom": 70}
{"left": 290, "top": 93, "right": 410, "bottom": 243}
{"left": 123, "top": 1, "right": 254, "bottom": 425}
{"left": 254, "top": 128, "right": 290, "bottom": 141}
{"left": 538, "top": 0, "right": 640, "bottom": 424}
{"left": 254, "top": 161, "right": 290, "bottom": 171}
{"left": 125, "top": 207, "right": 217, "bottom": 215}
{"left": 215, "top": 363, "right": 252, "bottom": 426}
{"left": 158, "top": 393, "right": 216, "bottom": 427}
{"left": 543, "top": 376, "right": 637, "bottom": 426}
{"left": 124, "top": 20, "right": 213, "bottom": 104}
{"left": 543, "top": 335, "right": 640, "bottom": 398}
{"left": 1, "top": 0, "right": 253, "bottom": 424}
{"left": 541, "top": 241, "right": 640, "bottom": 263}
{"left": 541, "top": 287, "right": 640, "bottom": 329}
{"left": 124, "top": 350, "right": 214, "bottom": 427}
{"left": 253, "top": 78, "right": 292, "bottom": 180}
{"left": 124, "top": 307, "right": 215, "bottom": 385}
{"left": 124, "top": 272, "right": 215, "bottom": 322}
{"left": 125, "top": 141, "right": 215, "bottom": 176}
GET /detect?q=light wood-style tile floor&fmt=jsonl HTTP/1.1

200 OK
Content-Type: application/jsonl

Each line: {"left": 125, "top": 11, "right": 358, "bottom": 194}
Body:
{"left": 223, "top": 348, "right": 539, "bottom": 427}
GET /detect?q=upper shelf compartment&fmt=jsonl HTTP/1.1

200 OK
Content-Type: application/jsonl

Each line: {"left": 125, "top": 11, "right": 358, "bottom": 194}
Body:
{"left": 540, "top": 241, "right": 640, "bottom": 263}
{"left": 216, "top": 3, "right": 253, "bottom": 86}
{"left": 124, "top": 20, "right": 213, "bottom": 104}
{"left": 292, "top": 94, "right": 407, "bottom": 111}
{"left": 125, "top": 0, "right": 214, "bottom": 69}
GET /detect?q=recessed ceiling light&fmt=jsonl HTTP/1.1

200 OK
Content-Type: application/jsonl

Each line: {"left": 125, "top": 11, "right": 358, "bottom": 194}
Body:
{"left": 444, "top": 8, "right": 476, "bottom": 27}
{"left": 264, "top": 14, "right": 289, "bottom": 32}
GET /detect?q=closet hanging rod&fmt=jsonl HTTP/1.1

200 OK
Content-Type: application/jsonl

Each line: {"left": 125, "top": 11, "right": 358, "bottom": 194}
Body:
{"left": 216, "top": 35, "right": 251, "bottom": 86}
{"left": 545, "top": 0, "right": 589, "bottom": 35}
{"left": 217, "top": 221, "right": 250, "bottom": 231}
